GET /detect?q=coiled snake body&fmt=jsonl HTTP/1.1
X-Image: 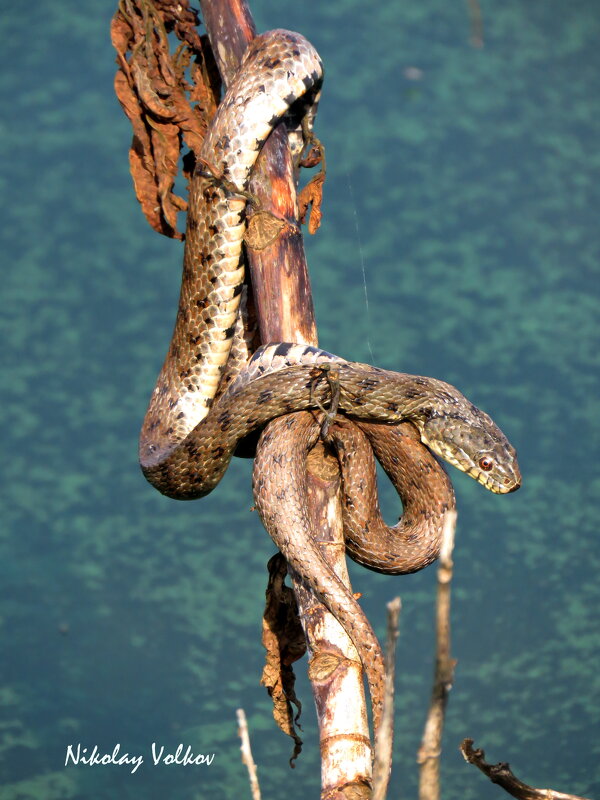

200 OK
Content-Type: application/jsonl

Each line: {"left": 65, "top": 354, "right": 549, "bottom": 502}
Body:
{"left": 140, "top": 30, "right": 520, "bottom": 734}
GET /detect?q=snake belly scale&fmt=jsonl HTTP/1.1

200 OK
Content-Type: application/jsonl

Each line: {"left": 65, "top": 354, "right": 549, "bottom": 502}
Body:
{"left": 140, "top": 31, "right": 521, "bottom": 737}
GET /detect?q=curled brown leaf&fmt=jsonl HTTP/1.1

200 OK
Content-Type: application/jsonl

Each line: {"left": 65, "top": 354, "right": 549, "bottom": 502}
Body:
{"left": 244, "top": 211, "right": 286, "bottom": 251}
{"left": 298, "top": 172, "right": 325, "bottom": 235}
{"left": 260, "top": 554, "right": 306, "bottom": 765}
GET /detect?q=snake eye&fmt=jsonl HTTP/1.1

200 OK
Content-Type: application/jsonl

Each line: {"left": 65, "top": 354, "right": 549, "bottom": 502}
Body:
{"left": 479, "top": 456, "right": 494, "bottom": 472}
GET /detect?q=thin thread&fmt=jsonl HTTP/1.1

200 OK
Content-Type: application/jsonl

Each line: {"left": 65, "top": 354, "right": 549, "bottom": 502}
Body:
{"left": 345, "top": 168, "right": 375, "bottom": 363}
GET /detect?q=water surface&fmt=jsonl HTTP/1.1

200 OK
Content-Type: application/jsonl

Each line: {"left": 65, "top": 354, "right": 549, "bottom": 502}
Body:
{"left": 0, "top": 1, "right": 598, "bottom": 797}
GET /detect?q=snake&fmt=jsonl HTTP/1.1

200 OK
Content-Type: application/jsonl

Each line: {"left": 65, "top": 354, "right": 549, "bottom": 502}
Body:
{"left": 139, "top": 30, "right": 521, "bottom": 735}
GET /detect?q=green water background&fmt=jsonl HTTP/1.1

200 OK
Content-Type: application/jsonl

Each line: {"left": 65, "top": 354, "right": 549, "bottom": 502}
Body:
{"left": 1, "top": 0, "right": 599, "bottom": 797}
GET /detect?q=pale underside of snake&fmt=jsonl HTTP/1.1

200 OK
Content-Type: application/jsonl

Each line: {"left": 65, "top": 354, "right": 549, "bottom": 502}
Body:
{"left": 139, "top": 30, "right": 521, "bottom": 736}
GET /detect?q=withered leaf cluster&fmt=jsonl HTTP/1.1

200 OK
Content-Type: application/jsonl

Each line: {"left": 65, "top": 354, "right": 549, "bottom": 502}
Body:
{"left": 261, "top": 554, "right": 306, "bottom": 764}
{"left": 111, "top": 0, "right": 220, "bottom": 239}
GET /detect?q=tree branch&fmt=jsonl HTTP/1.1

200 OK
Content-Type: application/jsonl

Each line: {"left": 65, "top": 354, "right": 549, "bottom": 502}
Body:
{"left": 197, "top": 1, "right": 374, "bottom": 794}
{"left": 237, "top": 708, "right": 262, "bottom": 800}
{"left": 460, "top": 739, "right": 592, "bottom": 800}
{"left": 417, "top": 510, "right": 458, "bottom": 800}
{"left": 372, "top": 597, "right": 402, "bottom": 800}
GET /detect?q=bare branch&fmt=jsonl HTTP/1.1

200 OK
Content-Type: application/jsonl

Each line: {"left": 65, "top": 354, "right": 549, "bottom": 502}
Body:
{"left": 198, "top": 2, "right": 374, "bottom": 794}
{"left": 237, "top": 708, "right": 262, "bottom": 800}
{"left": 291, "top": 445, "right": 373, "bottom": 797}
{"left": 417, "top": 510, "right": 458, "bottom": 800}
{"left": 460, "top": 739, "right": 592, "bottom": 800}
{"left": 372, "top": 597, "right": 402, "bottom": 800}
{"left": 465, "top": 0, "right": 484, "bottom": 48}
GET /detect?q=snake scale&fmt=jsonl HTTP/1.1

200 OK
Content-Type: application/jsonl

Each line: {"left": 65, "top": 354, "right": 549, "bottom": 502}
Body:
{"left": 140, "top": 30, "right": 521, "bottom": 735}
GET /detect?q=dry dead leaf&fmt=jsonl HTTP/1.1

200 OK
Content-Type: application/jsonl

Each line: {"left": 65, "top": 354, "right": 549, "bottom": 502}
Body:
{"left": 298, "top": 171, "right": 325, "bottom": 235}
{"left": 244, "top": 210, "right": 286, "bottom": 250}
{"left": 260, "top": 554, "right": 306, "bottom": 764}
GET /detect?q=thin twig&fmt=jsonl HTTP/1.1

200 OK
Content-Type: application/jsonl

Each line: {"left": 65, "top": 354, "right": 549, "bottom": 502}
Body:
{"left": 236, "top": 708, "right": 261, "bottom": 800}
{"left": 417, "top": 510, "right": 457, "bottom": 800}
{"left": 372, "top": 596, "right": 402, "bottom": 800}
{"left": 466, "top": 0, "right": 484, "bottom": 48}
{"left": 460, "top": 739, "right": 592, "bottom": 800}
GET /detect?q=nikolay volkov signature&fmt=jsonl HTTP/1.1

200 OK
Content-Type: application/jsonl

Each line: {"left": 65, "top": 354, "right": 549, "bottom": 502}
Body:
{"left": 65, "top": 743, "right": 215, "bottom": 774}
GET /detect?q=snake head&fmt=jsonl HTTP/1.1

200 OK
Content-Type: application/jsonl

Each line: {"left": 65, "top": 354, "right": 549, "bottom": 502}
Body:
{"left": 419, "top": 410, "right": 521, "bottom": 494}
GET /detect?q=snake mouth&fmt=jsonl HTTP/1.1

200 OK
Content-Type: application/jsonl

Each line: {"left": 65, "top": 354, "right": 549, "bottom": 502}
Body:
{"left": 502, "top": 474, "right": 521, "bottom": 493}
{"left": 469, "top": 467, "right": 521, "bottom": 494}
{"left": 484, "top": 477, "right": 520, "bottom": 494}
